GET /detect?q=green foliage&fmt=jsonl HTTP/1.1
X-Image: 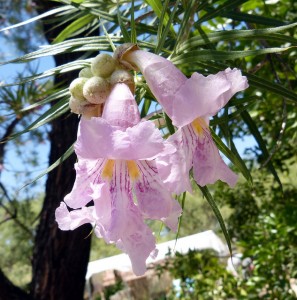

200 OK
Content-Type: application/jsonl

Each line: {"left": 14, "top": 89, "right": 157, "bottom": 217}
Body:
{"left": 0, "top": 197, "right": 42, "bottom": 288}
{"left": 157, "top": 249, "right": 240, "bottom": 300}
{"left": 214, "top": 166, "right": 297, "bottom": 299}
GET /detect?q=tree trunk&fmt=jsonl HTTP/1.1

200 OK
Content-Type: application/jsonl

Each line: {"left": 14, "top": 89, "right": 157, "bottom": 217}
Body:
{"left": 30, "top": 1, "right": 92, "bottom": 299}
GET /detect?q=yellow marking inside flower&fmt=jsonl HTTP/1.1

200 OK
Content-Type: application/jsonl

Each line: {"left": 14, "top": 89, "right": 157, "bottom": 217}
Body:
{"left": 126, "top": 160, "right": 140, "bottom": 181}
{"left": 101, "top": 159, "right": 115, "bottom": 180}
{"left": 191, "top": 118, "right": 207, "bottom": 136}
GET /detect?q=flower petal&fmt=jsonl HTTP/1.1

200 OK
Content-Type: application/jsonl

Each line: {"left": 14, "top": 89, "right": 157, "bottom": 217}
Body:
{"left": 64, "top": 159, "right": 105, "bottom": 209}
{"left": 162, "top": 199, "right": 182, "bottom": 232}
{"left": 76, "top": 118, "right": 170, "bottom": 160}
{"left": 102, "top": 83, "right": 140, "bottom": 128}
{"left": 125, "top": 51, "right": 248, "bottom": 127}
{"left": 192, "top": 128, "right": 238, "bottom": 187}
{"left": 172, "top": 69, "right": 249, "bottom": 127}
{"left": 91, "top": 182, "right": 112, "bottom": 239}
{"left": 55, "top": 202, "right": 95, "bottom": 230}
{"left": 156, "top": 129, "right": 192, "bottom": 195}
{"left": 105, "top": 161, "right": 156, "bottom": 275}
{"left": 115, "top": 204, "right": 156, "bottom": 276}
{"left": 134, "top": 160, "right": 176, "bottom": 220}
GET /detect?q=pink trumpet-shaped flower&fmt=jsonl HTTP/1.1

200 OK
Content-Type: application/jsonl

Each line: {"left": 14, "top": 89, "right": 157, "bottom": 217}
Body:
{"left": 55, "top": 82, "right": 181, "bottom": 276}
{"left": 122, "top": 49, "right": 248, "bottom": 192}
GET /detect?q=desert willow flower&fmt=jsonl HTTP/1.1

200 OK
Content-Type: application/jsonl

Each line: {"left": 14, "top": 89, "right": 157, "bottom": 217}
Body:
{"left": 55, "top": 79, "right": 181, "bottom": 276}
{"left": 116, "top": 45, "right": 249, "bottom": 194}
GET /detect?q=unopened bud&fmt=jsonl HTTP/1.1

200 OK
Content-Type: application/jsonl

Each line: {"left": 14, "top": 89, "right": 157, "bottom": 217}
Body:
{"left": 113, "top": 43, "right": 139, "bottom": 70}
{"left": 69, "top": 96, "right": 102, "bottom": 118}
{"left": 69, "top": 78, "right": 88, "bottom": 101}
{"left": 69, "top": 96, "right": 85, "bottom": 114}
{"left": 83, "top": 76, "right": 110, "bottom": 104}
{"left": 79, "top": 67, "right": 93, "bottom": 78}
{"left": 110, "top": 69, "right": 135, "bottom": 93}
{"left": 91, "top": 54, "right": 117, "bottom": 78}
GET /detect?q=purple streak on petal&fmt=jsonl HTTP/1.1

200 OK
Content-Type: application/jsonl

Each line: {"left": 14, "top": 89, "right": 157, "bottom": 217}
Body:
{"left": 102, "top": 83, "right": 140, "bottom": 129}
{"left": 172, "top": 68, "right": 249, "bottom": 126}
{"left": 76, "top": 118, "right": 171, "bottom": 160}
{"left": 107, "top": 160, "right": 131, "bottom": 241}
{"left": 55, "top": 202, "right": 95, "bottom": 230}
{"left": 134, "top": 160, "right": 172, "bottom": 219}
{"left": 107, "top": 161, "right": 156, "bottom": 275}
{"left": 190, "top": 124, "right": 238, "bottom": 187}
{"left": 64, "top": 158, "right": 105, "bottom": 209}
{"left": 134, "top": 160, "right": 182, "bottom": 232}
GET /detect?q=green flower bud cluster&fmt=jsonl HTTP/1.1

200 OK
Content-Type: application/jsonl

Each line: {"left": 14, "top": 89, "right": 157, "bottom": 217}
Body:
{"left": 69, "top": 52, "right": 135, "bottom": 119}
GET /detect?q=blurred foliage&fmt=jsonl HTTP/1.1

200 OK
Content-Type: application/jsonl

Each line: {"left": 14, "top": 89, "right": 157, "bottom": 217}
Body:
{"left": 156, "top": 249, "right": 240, "bottom": 300}
{"left": 156, "top": 168, "right": 297, "bottom": 299}
{"left": 0, "top": 196, "right": 42, "bottom": 288}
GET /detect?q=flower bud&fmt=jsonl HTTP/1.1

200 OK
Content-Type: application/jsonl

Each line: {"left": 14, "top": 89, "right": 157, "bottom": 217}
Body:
{"left": 83, "top": 76, "right": 110, "bottom": 104}
{"left": 69, "top": 77, "right": 88, "bottom": 101}
{"left": 110, "top": 69, "right": 135, "bottom": 93}
{"left": 91, "top": 53, "right": 117, "bottom": 78}
{"left": 69, "top": 96, "right": 102, "bottom": 118}
{"left": 69, "top": 96, "right": 85, "bottom": 114}
{"left": 79, "top": 67, "right": 93, "bottom": 78}
{"left": 113, "top": 43, "right": 139, "bottom": 70}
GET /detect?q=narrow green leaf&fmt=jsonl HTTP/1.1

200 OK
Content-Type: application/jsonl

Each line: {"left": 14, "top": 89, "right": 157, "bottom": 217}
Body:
{"left": 198, "top": 185, "right": 232, "bottom": 256}
{"left": 197, "top": 0, "right": 249, "bottom": 25}
{"left": 100, "top": 19, "right": 116, "bottom": 52}
{"left": 177, "top": 22, "right": 297, "bottom": 52}
{"left": 140, "top": 98, "right": 152, "bottom": 118}
{"left": 7, "top": 98, "right": 69, "bottom": 140}
{"left": 155, "top": 0, "right": 179, "bottom": 54}
{"left": 164, "top": 113, "right": 175, "bottom": 135}
{"left": 0, "top": 36, "right": 120, "bottom": 65}
{"left": 117, "top": 0, "right": 131, "bottom": 42}
{"left": 210, "top": 98, "right": 257, "bottom": 126}
{"left": 223, "top": 11, "right": 287, "bottom": 26}
{"left": 171, "top": 47, "right": 293, "bottom": 64}
{"left": 53, "top": 14, "right": 96, "bottom": 43}
{"left": 0, "top": 5, "right": 73, "bottom": 32}
{"left": 145, "top": 0, "right": 176, "bottom": 36}
{"left": 247, "top": 73, "right": 297, "bottom": 105}
{"left": 210, "top": 128, "right": 252, "bottom": 184}
{"left": 21, "top": 89, "right": 69, "bottom": 112}
{"left": 240, "top": 110, "right": 282, "bottom": 188}
{"left": 175, "top": 192, "right": 186, "bottom": 247}
{"left": 130, "top": 0, "right": 137, "bottom": 44}
{"left": 174, "top": 0, "right": 198, "bottom": 51}
{"left": 4, "top": 61, "right": 89, "bottom": 86}
{"left": 23, "top": 144, "right": 74, "bottom": 188}
{"left": 156, "top": 0, "right": 170, "bottom": 50}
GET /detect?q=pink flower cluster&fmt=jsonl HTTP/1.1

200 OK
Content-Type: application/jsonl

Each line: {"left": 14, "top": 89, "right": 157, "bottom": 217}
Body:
{"left": 55, "top": 44, "right": 248, "bottom": 276}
